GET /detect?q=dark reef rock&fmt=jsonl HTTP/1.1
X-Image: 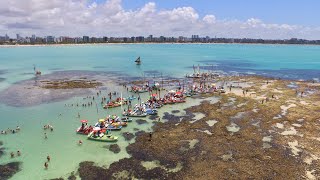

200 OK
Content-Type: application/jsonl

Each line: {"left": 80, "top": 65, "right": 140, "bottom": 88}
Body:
{"left": 171, "top": 110, "right": 180, "bottom": 114}
{"left": 136, "top": 119, "right": 148, "bottom": 125}
{"left": 109, "top": 144, "right": 121, "bottom": 154}
{"left": 78, "top": 159, "right": 172, "bottom": 180}
{"left": 67, "top": 172, "right": 77, "bottom": 180}
{"left": 0, "top": 162, "right": 22, "bottom": 180}
{"left": 78, "top": 161, "right": 106, "bottom": 180}
{"left": 134, "top": 131, "right": 146, "bottom": 137}
{"left": 0, "top": 147, "right": 4, "bottom": 158}
{"left": 0, "top": 141, "right": 4, "bottom": 158}
{"left": 122, "top": 132, "right": 135, "bottom": 141}
{"left": 148, "top": 115, "right": 159, "bottom": 120}
{"left": 162, "top": 112, "right": 182, "bottom": 123}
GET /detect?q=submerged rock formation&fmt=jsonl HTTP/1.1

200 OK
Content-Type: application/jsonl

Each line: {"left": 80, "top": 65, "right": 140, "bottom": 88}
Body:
{"left": 0, "top": 162, "right": 22, "bottom": 180}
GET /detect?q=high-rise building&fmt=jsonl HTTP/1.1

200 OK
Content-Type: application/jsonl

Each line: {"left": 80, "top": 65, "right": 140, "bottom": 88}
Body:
{"left": 46, "top": 36, "right": 55, "bottom": 43}
{"left": 147, "top": 35, "right": 153, "bottom": 42}
{"left": 131, "top": 37, "right": 135, "bottom": 42}
{"left": 30, "top": 35, "right": 36, "bottom": 43}
{"left": 5, "top": 34, "right": 9, "bottom": 41}
{"left": 159, "top": 36, "right": 165, "bottom": 42}
{"left": 83, "top": 36, "right": 89, "bottom": 43}
{"left": 0, "top": 36, "right": 5, "bottom": 43}
{"left": 16, "top": 34, "right": 21, "bottom": 40}
{"left": 136, "top": 36, "right": 144, "bottom": 42}
{"left": 192, "top": 35, "right": 200, "bottom": 42}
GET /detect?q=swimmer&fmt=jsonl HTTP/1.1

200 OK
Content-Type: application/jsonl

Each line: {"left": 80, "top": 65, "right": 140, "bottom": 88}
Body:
{"left": 16, "top": 126, "right": 20, "bottom": 131}
{"left": 44, "top": 133, "right": 48, "bottom": 139}
{"left": 11, "top": 152, "right": 15, "bottom": 158}
{"left": 78, "top": 140, "right": 83, "bottom": 145}
{"left": 47, "top": 155, "right": 51, "bottom": 162}
{"left": 17, "top": 150, "right": 21, "bottom": 156}
{"left": 44, "top": 162, "right": 48, "bottom": 169}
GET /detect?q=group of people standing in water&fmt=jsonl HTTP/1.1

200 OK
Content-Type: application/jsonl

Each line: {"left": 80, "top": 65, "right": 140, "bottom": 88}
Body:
{"left": 10, "top": 150, "right": 21, "bottom": 158}
{"left": 63, "top": 90, "right": 121, "bottom": 108}
{"left": 44, "top": 155, "right": 51, "bottom": 169}
{"left": 43, "top": 124, "right": 54, "bottom": 139}
{"left": 1, "top": 126, "right": 20, "bottom": 135}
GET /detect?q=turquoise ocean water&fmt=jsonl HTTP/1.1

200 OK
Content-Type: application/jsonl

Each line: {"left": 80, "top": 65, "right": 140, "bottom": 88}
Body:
{"left": 0, "top": 44, "right": 320, "bottom": 179}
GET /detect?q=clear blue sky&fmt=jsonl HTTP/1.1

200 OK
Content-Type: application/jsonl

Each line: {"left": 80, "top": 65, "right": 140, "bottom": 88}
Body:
{"left": 93, "top": 0, "right": 319, "bottom": 26}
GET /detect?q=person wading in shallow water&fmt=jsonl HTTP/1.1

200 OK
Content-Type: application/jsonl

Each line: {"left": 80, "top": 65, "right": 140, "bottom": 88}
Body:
{"left": 44, "top": 162, "right": 48, "bottom": 169}
{"left": 149, "top": 132, "right": 152, "bottom": 141}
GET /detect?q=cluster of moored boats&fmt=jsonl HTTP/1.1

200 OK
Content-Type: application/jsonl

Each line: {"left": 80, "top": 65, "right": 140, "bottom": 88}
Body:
{"left": 75, "top": 81, "right": 227, "bottom": 143}
{"left": 76, "top": 115, "right": 133, "bottom": 142}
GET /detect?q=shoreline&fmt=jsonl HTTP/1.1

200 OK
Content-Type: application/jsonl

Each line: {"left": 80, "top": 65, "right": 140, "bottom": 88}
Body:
{"left": 0, "top": 42, "right": 319, "bottom": 48}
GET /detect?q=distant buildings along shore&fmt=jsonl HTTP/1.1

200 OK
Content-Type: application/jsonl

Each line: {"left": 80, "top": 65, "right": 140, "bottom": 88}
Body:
{"left": 0, "top": 34, "right": 320, "bottom": 45}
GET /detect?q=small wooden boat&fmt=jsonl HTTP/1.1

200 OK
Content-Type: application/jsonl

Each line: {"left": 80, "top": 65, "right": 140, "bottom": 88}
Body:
{"left": 112, "top": 122, "right": 128, "bottom": 127}
{"left": 145, "top": 109, "right": 158, "bottom": 115}
{"left": 164, "top": 100, "right": 175, "bottom": 105}
{"left": 106, "top": 125, "right": 122, "bottom": 131}
{"left": 87, "top": 132, "right": 118, "bottom": 142}
{"left": 120, "top": 117, "right": 133, "bottom": 122}
{"left": 76, "top": 127, "right": 93, "bottom": 135}
{"left": 186, "top": 74, "right": 201, "bottom": 78}
{"left": 103, "top": 103, "right": 121, "bottom": 109}
{"left": 127, "top": 113, "right": 147, "bottom": 117}
{"left": 186, "top": 65, "right": 201, "bottom": 78}
{"left": 174, "top": 99, "right": 186, "bottom": 103}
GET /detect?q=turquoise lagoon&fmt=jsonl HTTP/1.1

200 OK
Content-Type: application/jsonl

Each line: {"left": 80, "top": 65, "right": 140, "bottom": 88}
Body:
{"left": 0, "top": 44, "right": 320, "bottom": 179}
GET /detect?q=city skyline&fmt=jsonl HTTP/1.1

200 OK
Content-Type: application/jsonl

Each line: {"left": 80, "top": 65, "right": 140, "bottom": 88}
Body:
{"left": 0, "top": 0, "right": 319, "bottom": 39}
{"left": 1, "top": 33, "right": 319, "bottom": 45}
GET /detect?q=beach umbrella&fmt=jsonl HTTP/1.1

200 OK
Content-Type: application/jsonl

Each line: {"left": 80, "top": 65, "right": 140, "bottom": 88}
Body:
{"left": 169, "top": 90, "right": 176, "bottom": 93}
{"left": 151, "top": 94, "right": 158, "bottom": 97}
{"left": 99, "top": 119, "right": 105, "bottom": 122}
{"left": 175, "top": 91, "right": 182, "bottom": 95}
{"left": 80, "top": 120, "right": 88, "bottom": 123}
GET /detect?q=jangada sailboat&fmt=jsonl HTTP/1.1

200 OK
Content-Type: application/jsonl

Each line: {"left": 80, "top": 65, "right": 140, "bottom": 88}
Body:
{"left": 135, "top": 56, "right": 141, "bottom": 65}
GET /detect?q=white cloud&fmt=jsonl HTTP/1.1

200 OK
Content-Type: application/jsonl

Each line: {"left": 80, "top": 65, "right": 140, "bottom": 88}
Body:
{"left": 203, "top": 15, "right": 216, "bottom": 24}
{"left": 0, "top": 0, "right": 319, "bottom": 39}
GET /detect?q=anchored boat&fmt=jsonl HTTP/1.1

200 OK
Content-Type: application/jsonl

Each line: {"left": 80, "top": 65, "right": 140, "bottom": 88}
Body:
{"left": 87, "top": 131, "right": 118, "bottom": 142}
{"left": 135, "top": 56, "right": 141, "bottom": 65}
